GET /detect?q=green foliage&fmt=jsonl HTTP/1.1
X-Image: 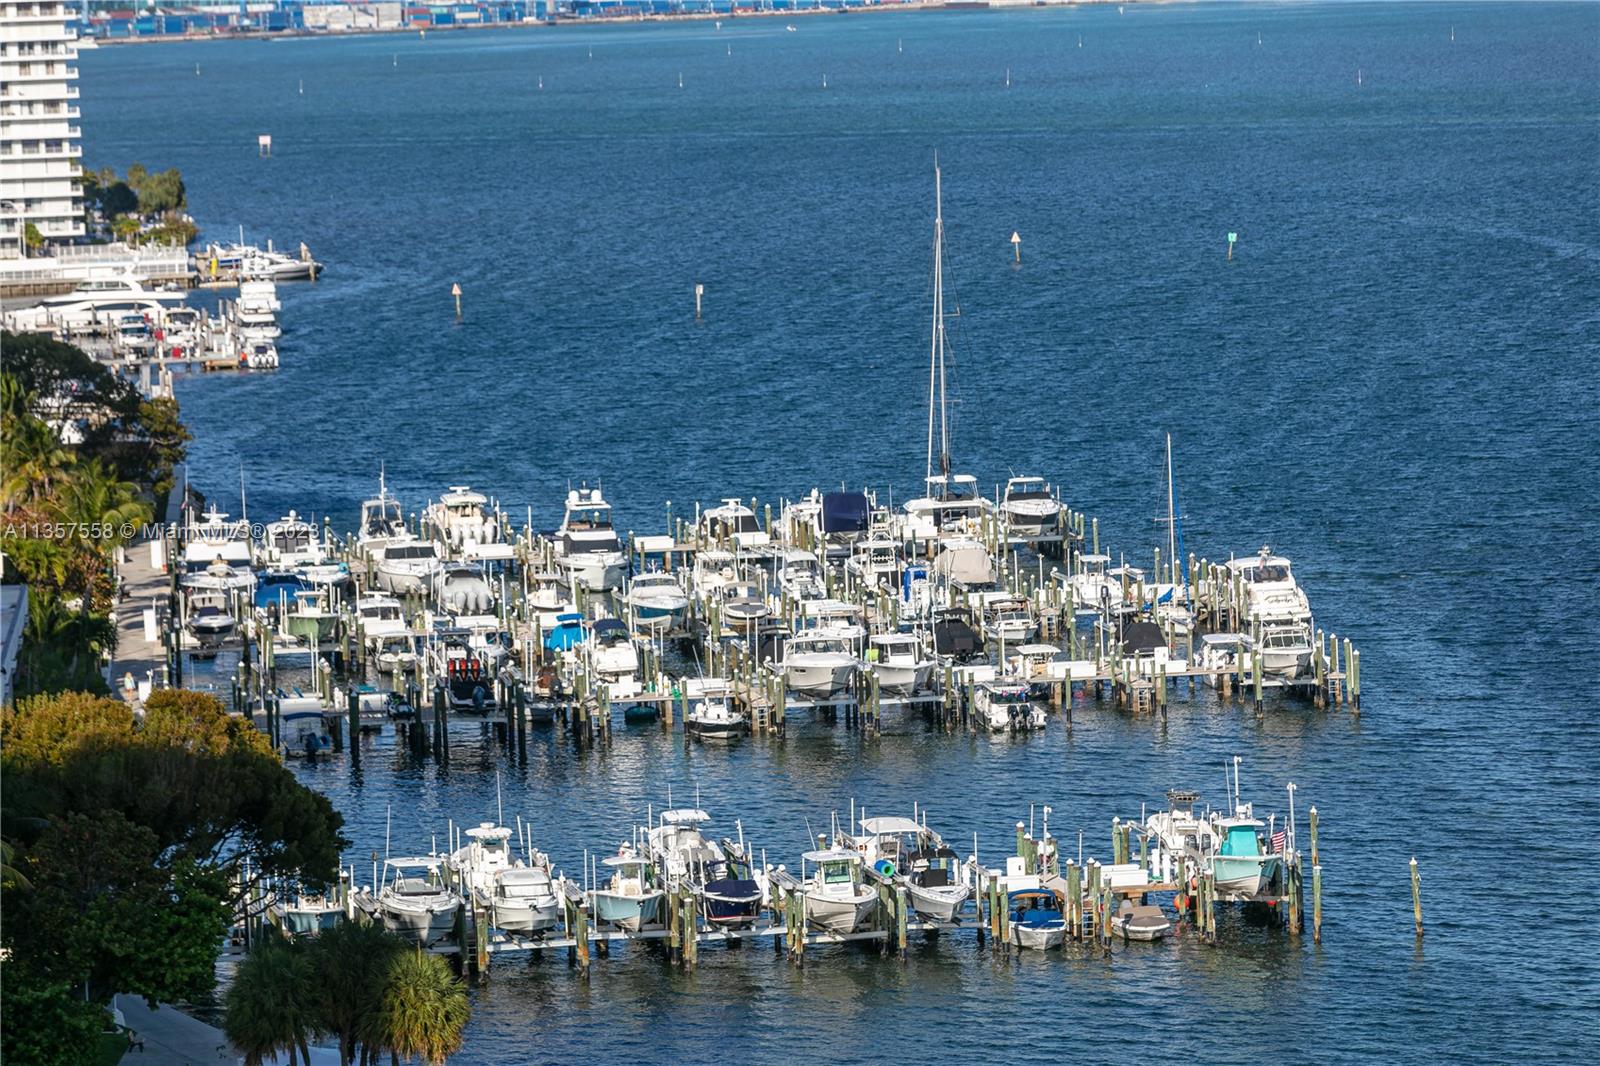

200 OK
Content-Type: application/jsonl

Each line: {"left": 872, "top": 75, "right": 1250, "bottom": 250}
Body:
{"left": 2, "top": 690, "right": 347, "bottom": 882}
{"left": 224, "top": 935, "right": 318, "bottom": 1066}
{"left": 11, "top": 592, "right": 115, "bottom": 697}
{"left": 87, "top": 163, "right": 186, "bottom": 219}
{"left": 23, "top": 221, "right": 42, "bottom": 251}
{"left": 378, "top": 950, "right": 470, "bottom": 1066}
{"left": 305, "top": 920, "right": 403, "bottom": 1065}
{"left": 0, "top": 968, "right": 108, "bottom": 1066}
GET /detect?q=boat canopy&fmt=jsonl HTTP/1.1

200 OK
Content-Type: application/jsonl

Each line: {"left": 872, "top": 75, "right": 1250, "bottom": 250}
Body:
{"left": 1220, "top": 825, "right": 1262, "bottom": 857}
{"left": 465, "top": 823, "right": 512, "bottom": 841}
{"left": 821, "top": 491, "right": 870, "bottom": 534}
{"left": 859, "top": 816, "right": 922, "bottom": 835}
{"left": 802, "top": 849, "right": 860, "bottom": 863}
{"left": 661, "top": 808, "right": 711, "bottom": 825}
{"left": 1120, "top": 620, "right": 1167, "bottom": 654}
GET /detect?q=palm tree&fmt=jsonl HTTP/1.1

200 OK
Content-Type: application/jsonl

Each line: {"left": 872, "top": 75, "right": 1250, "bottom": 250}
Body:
{"left": 60, "top": 457, "right": 152, "bottom": 550}
{"left": 376, "top": 950, "right": 469, "bottom": 1065}
{"left": 307, "top": 921, "right": 403, "bottom": 1066}
{"left": 224, "top": 936, "right": 318, "bottom": 1066}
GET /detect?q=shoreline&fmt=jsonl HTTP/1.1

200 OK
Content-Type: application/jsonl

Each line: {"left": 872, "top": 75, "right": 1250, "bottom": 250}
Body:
{"left": 88, "top": 1, "right": 1130, "bottom": 47}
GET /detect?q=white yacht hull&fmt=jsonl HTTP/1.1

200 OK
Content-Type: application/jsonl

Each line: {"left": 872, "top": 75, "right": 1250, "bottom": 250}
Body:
{"left": 379, "top": 898, "right": 459, "bottom": 946}
{"left": 785, "top": 656, "right": 857, "bottom": 699}
{"left": 491, "top": 895, "right": 561, "bottom": 935}
{"left": 377, "top": 562, "right": 438, "bottom": 595}
{"left": 1011, "top": 923, "right": 1065, "bottom": 950}
{"left": 871, "top": 660, "right": 933, "bottom": 697}
{"left": 803, "top": 891, "right": 878, "bottom": 934}
{"left": 559, "top": 556, "right": 625, "bottom": 592}
{"left": 907, "top": 883, "right": 969, "bottom": 922}
{"left": 590, "top": 889, "right": 664, "bottom": 931}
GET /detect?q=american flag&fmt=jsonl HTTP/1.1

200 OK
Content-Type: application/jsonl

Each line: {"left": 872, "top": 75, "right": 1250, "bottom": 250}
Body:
{"left": 1270, "top": 830, "right": 1287, "bottom": 854}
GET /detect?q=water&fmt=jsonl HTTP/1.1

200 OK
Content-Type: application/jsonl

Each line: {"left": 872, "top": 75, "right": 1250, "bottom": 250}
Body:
{"left": 80, "top": 3, "right": 1599, "bottom": 1060}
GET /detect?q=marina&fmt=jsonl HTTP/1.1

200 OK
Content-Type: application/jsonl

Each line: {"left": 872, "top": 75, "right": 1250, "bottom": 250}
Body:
{"left": 3, "top": 2, "right": 1594, "bottom": 1063}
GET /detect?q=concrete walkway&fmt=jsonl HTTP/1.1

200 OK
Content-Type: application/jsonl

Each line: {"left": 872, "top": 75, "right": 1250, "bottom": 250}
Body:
{"left": 112, "top": 995, "right": 340, "bottom": 1066}
{"left": 110, "top": 537, "right": 171, "bottom": 708}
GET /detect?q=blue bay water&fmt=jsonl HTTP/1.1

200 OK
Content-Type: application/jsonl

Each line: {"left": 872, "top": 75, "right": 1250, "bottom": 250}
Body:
{"left": 79, "top": 3, "right": 1599, "bottom": 1061}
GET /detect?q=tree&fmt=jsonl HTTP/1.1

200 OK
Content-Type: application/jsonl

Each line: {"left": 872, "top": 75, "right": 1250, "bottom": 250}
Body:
{"left": 377, "top": 950, "right": 470, "bottom": 1066}
{"left": 225, "top": 936, "right": 319, "bottom": 1066}
{"left": 112, "top": 216, "right": 140, "bottom": 245}
{"left": 306, "top": 921, "right": 404, "bottom": 1066}
{"left": 23, "top": 221, "right": 42, "bottom": 252}
{"left": 0, "top": 968, "right": 107, "bottom": 1066}
{"left": 99, "top": 180, "right": 138, "bottom": 219}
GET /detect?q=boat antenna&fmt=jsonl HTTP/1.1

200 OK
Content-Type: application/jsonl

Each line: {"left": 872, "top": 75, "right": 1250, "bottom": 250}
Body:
{"left": 496, "top": 770, "right": 503, "bottom": 827}
{"left": 239, "top": 466, "right": 248, "bottom": 527}
{"left": 385, "top": 803, "right": 391, "bottom": 861}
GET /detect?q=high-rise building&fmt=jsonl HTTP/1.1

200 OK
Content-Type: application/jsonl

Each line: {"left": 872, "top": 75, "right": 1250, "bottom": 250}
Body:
{"left": 0, "top": 0, "right": 86, "bottom": 256}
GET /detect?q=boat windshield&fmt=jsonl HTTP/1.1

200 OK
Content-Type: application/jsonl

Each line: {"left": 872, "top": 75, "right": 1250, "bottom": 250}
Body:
{"left": 1220, "top": 826, "right": 1262, "bottom": 857}
{"left": 1242, "top": 564, "right": 1291, "bottom": 583}
{"left": 386, "top": 543, "right": 438, "bottom": 561}
{"left": 821, "top": 862, "right": 854, "bottom": 885}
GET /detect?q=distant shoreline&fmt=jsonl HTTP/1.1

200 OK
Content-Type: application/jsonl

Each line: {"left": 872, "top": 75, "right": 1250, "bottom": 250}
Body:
{"left": 90, "top": 1, "right": 1135, "bottom": 47}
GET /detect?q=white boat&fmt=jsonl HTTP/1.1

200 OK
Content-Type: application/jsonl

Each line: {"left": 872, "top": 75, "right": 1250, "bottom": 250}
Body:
{"left": 357, "top": 592, "right": 408, "bottom": 642}
{"left": 448, "top": 823, "right": 560, "bottom": 936}
{"left": 781, "top": 627, "right": 860, "bottom": 700}
{"left": 186, "top": 592, "right": 236, "bottom": 648}
{"left": 1224, "top": 546, "right": 1315, "bottom": 676}
{"left": 433, "top": 561, "right": 495, "bottom": 616}
{"left": 846, "top": 815, "right": 970, "bottom": 922}
{"left": 691, "top": 548, "right": 738, "bottom": 600}
{"left": 32, "top": 271, "right": 185, "bottom": 327}
{"left": 866, "top": 633, "right": 935, "bottom": 697}
{"left": 777, "top": 549, "right": 827, "bottom": 601}
{"left": 199, "top": 240, "right": 321, "bottom": 281}
{"left": 588, "top": 845, "right": 665, "bottom": 932}
{"left": 375, "top": 538, "right": 443, "bottom": 595}
{"left": 584, "top": 617, "right": 639, "bottom": 683}
{"left": 553, "top": 485, "right": 626, "bottom": 592}
{"left": 180, "top": 557, "right": 256, "bottom": 596}
{"left": 717, "top": 580, "right": 770, "bottom": 629}
{"left": 1195, "top": 632, "right": 1251, "bottom": 687}
{"left": 278, "top": 703, "right": 332, "bottom": 759}
{"left": 844, "top": 534, "right": 901, "bottom": 589}
{"left": 974, "top": 679, "right": 1045, "bottom": 732}
{"left": 699, "top": 497, "right": 769, "bottom": 548}
{"left": 180, "top": 507, "right": 254, "bottom": 574}
{"left": 355, "top": 474, "right": 408, "bottom": 558}
{"left": 1113, "top": 901, "right": 1171, "bottom": 941}
{"left": 376, "top": 858, "right": 461, "bottom": 946}
{"left": 902, "top": 474, "right": 993, "bottom": 540}
{"left": 999, "top": 476, "right": 1062, "bottom": 537}
{"left": 269, "top": 891, "right": 344, "bottom": 937}
{"left": 624, "top": 570, "right": 689, "bottom": 632}
{"left": 799, "top": 849, "right": 878, "bottom": 933}
{"left": 241, "top": 337, "right": 279, "bottom": 369}
{"left": 1067, "top": 553, "right": 1120, "bottom": 614}
{"left": 982, "top": 594, "right": 1036, "bottom": 644}
{"left": 682, "top": 678, "right": 746, "bottom": 739}
{"left": 1007, "top": 887, "right": 1067, "bottom": 950}
{"left": 1256, "top": 620, "right": 1313, "bottom": 680}
{"left": 234, "top": 279, "right": 281, "bottom": 339}
{"left": 1208, "top": 807, "right": 1284, "bottom": 900}
{"left": 425, "top": 486, "right": 504, "bottom": 556}
{"left": 646, "top": 808, "right": 764, "bottom": 927}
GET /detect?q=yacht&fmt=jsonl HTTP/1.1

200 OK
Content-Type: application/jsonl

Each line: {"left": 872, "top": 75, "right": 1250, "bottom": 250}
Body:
{"left": 584, "top": 617, "right": 639, "bottom": 684}
{"left": 180, "top": 507, "right": 253, "bottom": 573}
{"left": 646, "top": 808, "right": 764, "bottom": 928}
{"left": 799, "top": 848, "right": 878, "bottom": 934}
{"left": 35, "top": 271, "right": 185, "bottom": 325}
{"left": 186, "top": 591, "right": 236, "bottom": 649}
{"left": 425, "top": 486, "right": 504, "bottom": 555}
{"left": 233, "top": 279, "right": 281, "bottom": 339}
{"left": 717, "top": 579, "right": 770, "bottom": 630}
{"left": 866, "top": 632, "right": 935, "bottom": 697}
{"left": 902, "top": 474, "right": 992, "bottom": 540}
{"left": 624, "top": 569, "right": 689, "bottom": 632}
{"left": 588, "top": 844, "right": 665, "bottom": 932}
{"left": 259, "top": 510, "right": 348, "bottom": 586}
{"left": 357, "top": 592, "right": 408, "bottom": 642}
{"left": 199, "top": 240, "right": 321, "bottom": 281}
{"left": 355, "top": 474, "right": 408, "bottom": 558}
{"left": 999, "top": 476, "right": 1062, "bottom": 537}
{"left": 375, "top": 538, "right": 443, "bottom": 595}
{"left": 553, "top": 485, "right": 626, "bottom": 592}
{"left": 376, "top": 858, "right": 462, "bottom": 946}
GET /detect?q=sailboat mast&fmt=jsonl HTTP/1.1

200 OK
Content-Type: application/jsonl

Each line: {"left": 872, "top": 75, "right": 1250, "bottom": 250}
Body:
{"left": 926, "top": 162, "right": 943, "bottom": 482}
{"left": 1166, "top": 433, "right": 1176, "bottom": 572}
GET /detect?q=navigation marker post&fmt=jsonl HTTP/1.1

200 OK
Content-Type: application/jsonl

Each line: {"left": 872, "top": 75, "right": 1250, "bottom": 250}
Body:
{"left": 1227, "top": 231, "right": 1237, "bottom": 260}
{"left": 452, "top": 282, "right": 462, "bottom": 320}
{"left": 1010, "top": 231, "right": 1021, "bottom": 265}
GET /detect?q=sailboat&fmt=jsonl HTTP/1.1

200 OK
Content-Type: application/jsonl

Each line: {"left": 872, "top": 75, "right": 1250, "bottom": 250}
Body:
{"left": 901, "top": 161, "right": 993, "bottom": 541}
{"left": 1152, "top": 433, "right": 1194, "bottom": 633}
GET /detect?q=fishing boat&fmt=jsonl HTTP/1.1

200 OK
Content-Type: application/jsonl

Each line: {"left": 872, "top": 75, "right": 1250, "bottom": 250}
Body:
{"left": 552, "top": 484, "right": 626, "bottom": 591}
{"left": 930, "top": 606, "right": 985, "bottom": 663}
{"left": 682, "top": 678, "right": 746, "bottom": 739}
{"left": 1067, "top": 553, "right": 1119, "bottom": 615}
{"left": 269, "top": 891, "right": 344, "bottom": 937}
{"left": 982, "top": 594, "right": 1036, "bottom": 644}
{"left": 1113, "top": 900, "right": 1172, "bottom": 941}
{"left": 718, "top": 580, "right": 771, "bottom": 629}
{"left": 624, "top": 569, "right": 689, "bottom": 632}
{"left": 647, "top": 808, "right": 764, "bottom": 928}
{"left": 425, "top": 485, "right": 503, "bottom": 555}
{"left": 257, "top": 572, "right": 312, "bottom": 622}
{"left": 846, "top": 815, "right": 970, "bottom": 922}
{"left": 258, "top": 510, "right": 347, "bottom": 586}
{"left": 588, "top": 844, "right": 665, "bottom": 932}
{"left": 1209, "top": 807, "right": 1283, "bottom": 900}
{"left": 355, "top": 474, "right": 408, "bottom": 558}
{"left": 186, "top": 592, "right": 235, "bottom": 649}
{"left": 584, "top": 617, "right": 639, "bottom": 683}
{"left": 866, "top": 633, "right": 935, "bottom": 696}
{"left": 449, "top": 823, "right": 560, "bottom": 936}
{"left": 973, "top": 680, "right": 1045, "bottom": 732}
{"left": 1007, "top": 887, "right": 1067, "bottom": 950}
{"left": 777, "top": 549, "right": 827, "bottom": 601}
{"left": 799, "top": 849, "right": 878, "bottom": 933}
{"left": 781, "top": 627, "right": 860, "bottom": 700}
{"left": 376, "top": 858, "right": 462, "bottom": 946}
{"left": 999, "top": 475, "right": 1062, "bottom": 537}
{"left": 844, "top": 534, "right": 901, "bottom": 589}
{"left": 277, "top": 701, "right": 332, "bottom": 759}
{"left": 699, "top": 497, "right": 768, "bottom": 548}
{"left": 282, "top": 588, "right": 338, "bottom": 645}
{"left": 375, "top": 538, "right": 443, "bottom": 595}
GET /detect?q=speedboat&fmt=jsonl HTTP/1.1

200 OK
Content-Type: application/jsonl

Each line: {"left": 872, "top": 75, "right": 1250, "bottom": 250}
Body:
{"left": 624, "top": 570, "right": 689, "bottom": 632}
{"left": 999, "top": 475, "right": 1062, "bottom": 537}
{"left": 781, "top": 627, "right": 860, "bottom": 700}
{"left": 278, "top": 701, "right": 332, "bottom": 759}
{"left": 718, "top": 580, "right": 770, "bottom": 629}
{"left": 1067, "top": 553, "right": 1120, "bottom": 615}
{"left": 585, "top": 617, "right": 639, "bottom": 683}
{"left": 258, "top": 510, "right": 347, "bottom": 586}
{"left": 1007, "top": 887, "right": 1067, "bottom": 950}
{"left": 683, "top": 679, "right": 746, "bottom": 739}
{"left": 282, "top": 588, "right": 337, "bottom": 646}
{"left": 425, "top": 485, "right": 503, "bottom": 555}
{"left": 186, "top": 592, "right": 235, "bottom": 649}
{"left": 1113, "top": 901, "right": 1172, "bottom": 941}
{"left": 269, "top": 891, "right": 344, "bottom": 937}
{"left": 799, "top": 849, "right": 878, "bottom": 934}
{"left": 982, "top": 595, "right": 1036, "bottom": 644}
{"left": 375, "top": 537, "right": 443, "bottom": 595}
{"left": 376, "top": 858, "right": 462, "bottom": 946}
{"left": 553, "top": 485, "right": 626, "bottom": 592}
{"left": 588, "top": 844, "right": 665, "bottom": 932}
{"left": 433, "top": 561, "right": 495, "bottom": 616}
{"left": 433, "top": 635, "right": 495, "bottom": 712}
{"left": 355, "top": 474, "right": 408, "bottom": 559}
{"left": 646, "top": 808, "right": 764, "bottom": 928}
{"left": 1208, "top": 807, "right": 1283, "bottom": 901}
{"left": 974, "top": 680, "right": 1045, "bottom": 732}
{"left": 699, "top": 497, "right": 768, "bottom": 548}
{"left": 866, "top": 633, "right": 935, "bottom": 697}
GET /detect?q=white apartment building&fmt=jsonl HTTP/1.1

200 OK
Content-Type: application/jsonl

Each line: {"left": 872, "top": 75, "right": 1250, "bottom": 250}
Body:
{"left": 0, "top": 0, "right": 86, "bottom": 256}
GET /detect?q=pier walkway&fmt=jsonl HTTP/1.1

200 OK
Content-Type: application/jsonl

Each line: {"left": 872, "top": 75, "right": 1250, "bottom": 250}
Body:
{"left": 113, "top": 994, "right": 339, "bottom": 1065}
{"left": 111, "top": 536, "right": 170, "bottom": 707}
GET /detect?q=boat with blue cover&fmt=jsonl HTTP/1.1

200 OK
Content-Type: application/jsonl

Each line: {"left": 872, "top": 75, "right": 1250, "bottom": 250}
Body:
{"left": 1007, "top": 887, "right": 1067, "bottom": 950}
